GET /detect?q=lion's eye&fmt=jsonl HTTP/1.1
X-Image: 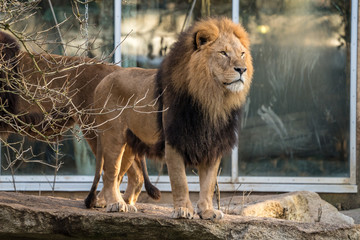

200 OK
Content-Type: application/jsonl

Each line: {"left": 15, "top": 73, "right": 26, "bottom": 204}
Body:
{"left": 220, "top": 51, "right": 228, "bottom": 57}
{"left": 241, "top": 52, "right": 245, "bottom": 58}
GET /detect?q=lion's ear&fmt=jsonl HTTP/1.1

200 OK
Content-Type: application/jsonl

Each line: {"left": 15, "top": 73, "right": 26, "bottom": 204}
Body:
{"left": 194, "top": 30, "right": 218, "bottom": 49}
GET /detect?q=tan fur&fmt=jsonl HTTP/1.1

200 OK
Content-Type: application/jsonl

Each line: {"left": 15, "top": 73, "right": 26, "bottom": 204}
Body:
{"left": 88, "top": 18, "right": 253, "bottom": 220}
{"left": 0, "top": 31, "right": 158, "bottom": 212}
{"left": 89, "top": 68, "right": 159, "bottom": 211}
{"left": 5, "top": 51, "right": 120, "bottom": 152}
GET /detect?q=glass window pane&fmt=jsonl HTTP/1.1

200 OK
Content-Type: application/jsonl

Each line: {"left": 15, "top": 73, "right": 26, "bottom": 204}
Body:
{"left": 238, "top": 0, "right": 351, "bottom": 177}
{"left": 1, "top": 1, "right": 353, "bottom": 181}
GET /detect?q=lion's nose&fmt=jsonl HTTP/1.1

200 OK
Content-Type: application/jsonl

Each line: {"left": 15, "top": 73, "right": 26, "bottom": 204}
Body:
{"left": 234, "top": 67, "right": 247, "bottom": 75}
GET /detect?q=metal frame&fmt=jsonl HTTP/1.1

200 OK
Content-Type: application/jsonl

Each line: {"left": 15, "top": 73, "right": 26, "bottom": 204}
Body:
{"left": 114, "top": 0, "right": 121, "bottom": 66}
{"left": 0, "top": 175, "right": 356, "bottom": 193}
{"left": 350, "top": 0, "right": 358, "bottom": 185}
{"left": 0, "top": 0, "right": 357, "bottom": 193}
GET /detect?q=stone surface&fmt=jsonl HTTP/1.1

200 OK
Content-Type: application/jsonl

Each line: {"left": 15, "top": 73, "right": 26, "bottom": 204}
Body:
{"left": 341, "top": 208, "right": 360, "bottom": 224}
{"left": 222, "top": 191, "right": 354, "bottom": 225}
{"left": 0, "top": 191, "right": 359, "bottom": 240}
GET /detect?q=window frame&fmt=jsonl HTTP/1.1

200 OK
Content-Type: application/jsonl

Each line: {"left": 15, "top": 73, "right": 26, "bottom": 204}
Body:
{"left": 0, "top": 0, "right": 357, "bottom": 193}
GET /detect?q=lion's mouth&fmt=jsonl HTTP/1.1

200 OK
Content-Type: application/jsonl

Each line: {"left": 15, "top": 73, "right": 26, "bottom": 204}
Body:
{"left": 223, "top": 79, "right": 244, "bottom": 86}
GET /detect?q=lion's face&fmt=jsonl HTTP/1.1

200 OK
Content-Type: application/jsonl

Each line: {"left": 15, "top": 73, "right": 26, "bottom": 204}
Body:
{"left": 187, "top": 19, "right": 253, "bottom": 99}
{"left": 208, "top": 34, "right": 250, "bottom": 92}
{"left": 171, "top": 18, "right": 253, "bottom": 121}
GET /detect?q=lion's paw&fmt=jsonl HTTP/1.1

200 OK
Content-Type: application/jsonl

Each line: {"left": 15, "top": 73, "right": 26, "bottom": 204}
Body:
{"left": 171, "top": 207, "right": 194, "bottom": 219}
{"left": 127, "top": 204, "right": 137, "bottom": 213}
{"left": 106, "top": 201, "right": 128, "bottom": 212}
{"left": 198, "top": 209, "right": 224, "bottom": 220}
{"left": 94, "top": 198, "right": 106, "bottom": 208}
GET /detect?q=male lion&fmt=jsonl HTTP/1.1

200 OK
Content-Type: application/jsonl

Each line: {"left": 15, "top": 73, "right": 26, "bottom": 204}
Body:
{"left": 85, "top": 18, "right": 253, "bottom": 220}
{"left": 0, "top": 31, "right": 160, "bottom": 201}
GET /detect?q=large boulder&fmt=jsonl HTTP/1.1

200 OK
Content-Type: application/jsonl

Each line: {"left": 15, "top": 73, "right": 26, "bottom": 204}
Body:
{"left": 0, "top": 191, "right": 359, "bottom": 239}
{"left": 222, "top": 191, "right": 354, "bottom": 225}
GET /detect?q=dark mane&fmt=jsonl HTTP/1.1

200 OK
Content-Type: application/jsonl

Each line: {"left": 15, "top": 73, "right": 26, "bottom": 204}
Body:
{"left": 163, "top": 85, "right": 241, "bottom": 166}
{"left": 154, "top": 30, "right": 193, "bottom": 131}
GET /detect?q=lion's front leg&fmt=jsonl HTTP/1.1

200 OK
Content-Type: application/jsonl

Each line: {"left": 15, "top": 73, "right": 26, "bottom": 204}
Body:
{"left": 165, "top": 144, "right": 194, "bottom": 219}
{"left": 94, "top": 146, "right": 138, "bottom": 212}
{"left": 196, "top": 157, "right": 224, "bottom": 220}
{"left": 102, "top": 141, "right": 129, "bottom": 213}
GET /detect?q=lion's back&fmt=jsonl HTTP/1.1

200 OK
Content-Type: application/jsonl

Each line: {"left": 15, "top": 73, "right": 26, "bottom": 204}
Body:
{"left": 95, "top": 67, "right": 157, "bottom": 105}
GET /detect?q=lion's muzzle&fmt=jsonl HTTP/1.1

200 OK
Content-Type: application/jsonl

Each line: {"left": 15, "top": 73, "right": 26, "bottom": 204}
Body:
{"left": 234, "top": 67, "right": 247, "bottom": 75}
{"left": 223, "top": 78, "right": 244, "bottom": 86}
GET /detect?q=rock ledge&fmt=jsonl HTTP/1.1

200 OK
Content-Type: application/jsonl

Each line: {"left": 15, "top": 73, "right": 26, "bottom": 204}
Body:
{"left": 0, "top": 192, "right": 359, "bottom": 240}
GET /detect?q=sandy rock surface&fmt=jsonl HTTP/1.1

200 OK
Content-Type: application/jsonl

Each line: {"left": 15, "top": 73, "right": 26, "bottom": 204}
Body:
{"left": 0, "top": 191, "right": 359, "bottom": 239}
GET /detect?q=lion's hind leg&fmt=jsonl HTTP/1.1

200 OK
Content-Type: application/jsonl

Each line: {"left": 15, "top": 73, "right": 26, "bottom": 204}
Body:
{"left": 122, "top": 154, "right": 144, "bottom": 211}
{"left": 122, "top": 152, "right": 161, "bottom": 212}
{"left": 116, "top": 145, "right": 139, "bottom": 212}
{"left": 93, "top": 189, "right": 106, "bottom": 208}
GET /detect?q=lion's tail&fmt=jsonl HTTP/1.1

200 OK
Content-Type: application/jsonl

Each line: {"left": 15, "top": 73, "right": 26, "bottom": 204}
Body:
{"left": 140, "top": 156, "right": 161, "bottom": 200}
